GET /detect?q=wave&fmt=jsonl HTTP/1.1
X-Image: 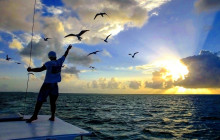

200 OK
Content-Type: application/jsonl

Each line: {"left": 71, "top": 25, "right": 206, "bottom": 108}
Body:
{"left": 142, "top": 128, "right": 174, "bottom": 138}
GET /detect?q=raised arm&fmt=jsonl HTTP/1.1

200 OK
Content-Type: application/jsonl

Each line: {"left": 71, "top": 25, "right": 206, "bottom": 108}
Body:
{"left": 64, "top": 44, "right": 72, "bottom": 57}
{"left": 27, "top": 65, "right": 46, "bottom": 72}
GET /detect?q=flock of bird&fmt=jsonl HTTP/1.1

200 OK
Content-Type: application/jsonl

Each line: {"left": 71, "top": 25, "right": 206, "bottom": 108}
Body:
{"left": 5, "top": 55, "right": 21, "bottom": 65}
{"left": 4, "top": 12, "right": 139, "bottom": 71}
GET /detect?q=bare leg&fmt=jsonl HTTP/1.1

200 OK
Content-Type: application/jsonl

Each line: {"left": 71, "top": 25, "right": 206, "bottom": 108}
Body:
{"left": 49, "top": 95, "right": 58, "bottom": 121}
{"left": 26, "top": 101, "right": 43, "bottom": 123}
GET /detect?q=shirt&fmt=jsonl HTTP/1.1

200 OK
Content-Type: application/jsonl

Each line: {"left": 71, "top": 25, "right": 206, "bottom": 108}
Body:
{"left": 44, "top": 56, "right": 65, "bottom": 83}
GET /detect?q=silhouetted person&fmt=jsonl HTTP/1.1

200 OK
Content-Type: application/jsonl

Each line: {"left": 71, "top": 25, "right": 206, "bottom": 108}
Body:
{"left": 26, "top": 44, "right": 72, "bottom": 123}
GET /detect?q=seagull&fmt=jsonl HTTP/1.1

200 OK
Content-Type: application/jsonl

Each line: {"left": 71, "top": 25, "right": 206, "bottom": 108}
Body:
{"left": 129, "top": 52, "right": 139, "bottom": 58}
{"left": 94, "top": 12, "right": 108, "bottom": 20}
{"left": 89, "top": 66, "right": 96, "bottom": 70}
{"left": 64, "top": 30, "right": 89, "bottom": 41}
{"left": 6, "top": 55, "right": 12, "bottom": 61}
{"left": 87, "top": 50, "right": 102, "bottom": 56}
{"left": 28, "top": 73, "right": 34, "bottom": 75}
{"left": 43, "top": 37, "right": 51, "bottom": 41}
{"left": 103, "top": 34, "right": 111, "bottom": 43}
{"left": 15, "top": 62, "right": 21, "bottom": 64}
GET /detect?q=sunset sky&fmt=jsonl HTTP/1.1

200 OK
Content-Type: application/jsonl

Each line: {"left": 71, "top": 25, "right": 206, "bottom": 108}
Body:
{"left": 0, "top": 0, "right": 220, "bottom": 94}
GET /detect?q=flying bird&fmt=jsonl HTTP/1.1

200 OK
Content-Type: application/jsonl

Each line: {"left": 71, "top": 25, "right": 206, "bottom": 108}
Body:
{"left": 64, "top": 30, "right": 89, "bottom": 41}
{"left": 87, "top": 50, "right": 102, "bottom": 56}
{"left": 89, "top": 66, "right": 96, "bottom": 70}
{"left": 103, "top": 34, "right": 111, "bottom": 43}
{"left": 15, "top": 62, "right": 21, "bottom": 64}
{"left": 94, "top": 12, "right": 108, "bottom": 20}
{"left": 6, "top": 55, "right": 11, "bottom": 61}
{"left": 43, "top": 37, "right": 51, "bottom": 41}
{"left": 129, "top": 52, "right": 139, "bottom": 58}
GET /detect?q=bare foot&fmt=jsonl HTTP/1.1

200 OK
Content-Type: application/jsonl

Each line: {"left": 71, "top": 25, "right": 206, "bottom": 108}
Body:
{"left": 26, "top": 116, "right": 38, "bottom": 123}
{"left": 49, "top": 117, "right": 55, "bottom": 121}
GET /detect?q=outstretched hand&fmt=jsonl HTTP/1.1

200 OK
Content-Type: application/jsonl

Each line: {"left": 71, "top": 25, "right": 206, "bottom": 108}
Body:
{"left": 67, "top": 44, "right": 72, "bottom": 50}
{"left": 27, "top": 67, "right": 32, "bottom": 72}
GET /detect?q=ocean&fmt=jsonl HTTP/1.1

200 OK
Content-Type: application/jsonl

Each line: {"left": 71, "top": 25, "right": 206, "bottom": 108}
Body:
{"left": 0, "top": 92, "right": 220, "bottom": 140}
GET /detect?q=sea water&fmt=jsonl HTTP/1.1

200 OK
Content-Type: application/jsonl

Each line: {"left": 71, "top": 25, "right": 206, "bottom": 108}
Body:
{"left": 0, "top": 92, "right": 220, "bottom": 140}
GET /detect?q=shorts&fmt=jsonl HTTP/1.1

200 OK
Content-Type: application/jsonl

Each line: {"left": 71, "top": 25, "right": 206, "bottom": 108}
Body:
{"left": 37, "top": 83, "right": 58, "bottom": 102}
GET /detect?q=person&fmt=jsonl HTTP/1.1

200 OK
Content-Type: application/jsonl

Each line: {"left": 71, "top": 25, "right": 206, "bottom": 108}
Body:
{"left": 26, "top": 44, "right": 72, "bottom": 123}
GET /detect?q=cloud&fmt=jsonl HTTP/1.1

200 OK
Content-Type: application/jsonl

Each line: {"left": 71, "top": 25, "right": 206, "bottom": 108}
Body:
{"left": 21, "top": 56, "right": 35, "bottom": 68}
{"left": 87, "top": 77, "right": 125, "bottom": 89}
{"left": 46, "top": 6, "right": 64, "bottom": 15}
{"left": 67, "top": 47, "right": 100, "bottom": 66}
{"left": 195, "top": 0, "right": 220, "bottom": 12}
{"left": 0, "top": 76, "right": 10, "bottom": 80}
{"left": 129, "top": 81, "right": 142, "bottom": 89}
{"left": 102, "top": 49, "right": 112, "bottom": 57}
{"left": 9, "top": 39, "right": 24, "bottom": 51}
{"left": 0, "top": 0, "right": 41, "bottom": 31}
{"left": 62, "top": 0, "right": 170, "bottom": 44}
{"left": 29, "top": 74, "right": 39, "bottom": 81}
{"left": 61, "top": 73, "right": 78, "bottom": 82}
{"left": 136, "top": 0, "right": 171, "bottom": 11}
{"left": 175, "top": 50, "right": 220, "bottom": 88}
{"left": 0, "top": 51, "right": 4, "bottom": 54}
{"left": 62, "top": 66, "right": 80, "bottom": 77}
{"left": 145, "top": 68, "right": 173, "bottom": 89}
{"left": 20, "top": 39, "right": 47, "bottom": 58}
{"left": 150, "top": 12, "right": 159, "bottom": 17}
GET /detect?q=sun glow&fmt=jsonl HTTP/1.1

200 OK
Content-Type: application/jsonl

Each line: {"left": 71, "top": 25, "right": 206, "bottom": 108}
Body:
{"left": 155, "top": 59, "right": 189, "bottom": 81}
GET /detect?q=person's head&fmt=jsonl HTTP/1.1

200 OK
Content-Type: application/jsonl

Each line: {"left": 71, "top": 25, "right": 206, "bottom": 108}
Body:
{"left": 48, "top": 51, "right": 57, "bottom": 60}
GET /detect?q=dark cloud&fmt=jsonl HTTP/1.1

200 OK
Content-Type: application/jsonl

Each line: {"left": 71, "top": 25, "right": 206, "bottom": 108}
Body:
{"left": 195, "top": 0, "right": 220, "bottom": 12}
{"left": 176, "top": 50, "right": 220, "bottom": 88}
{"left": 67, "top": 47, "right": 99, "bottom": 66}
{"left": 20, "top": 39, "right": 47, "bottom": 58}
{"left": 62, "top": 66, "right": 80, "bottom": 77}
{"left": 145, "top": 68, "right": 173, "bottom": 89}
{"left": 129, "top": 81, "right": 141, "bottom": 89}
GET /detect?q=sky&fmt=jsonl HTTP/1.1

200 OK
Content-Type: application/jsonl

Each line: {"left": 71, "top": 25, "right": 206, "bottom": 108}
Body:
{"left": 0, "top": 0, "right": 220, "bottom": 94}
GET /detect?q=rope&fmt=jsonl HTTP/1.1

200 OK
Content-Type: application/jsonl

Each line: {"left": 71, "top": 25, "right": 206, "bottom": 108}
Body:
{"left": 23, "top": 0, "right": 37, "bottom": 117}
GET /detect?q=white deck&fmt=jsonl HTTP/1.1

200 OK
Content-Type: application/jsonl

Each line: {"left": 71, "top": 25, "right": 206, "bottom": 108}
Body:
{"left": 0, "top": 115, "right": 91, "bottom": 140}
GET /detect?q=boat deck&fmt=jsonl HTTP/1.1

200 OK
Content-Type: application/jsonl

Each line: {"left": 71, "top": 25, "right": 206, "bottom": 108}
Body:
{"left": 0, "top": 115, "right": 91, "bottom": 140}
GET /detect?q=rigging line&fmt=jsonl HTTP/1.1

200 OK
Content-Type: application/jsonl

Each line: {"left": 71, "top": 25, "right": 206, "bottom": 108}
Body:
{"left": 23, "top": 0, "right": 37, "bottom": 117}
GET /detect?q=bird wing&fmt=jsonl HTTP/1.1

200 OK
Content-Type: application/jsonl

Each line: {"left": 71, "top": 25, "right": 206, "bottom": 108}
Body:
{"left": 64, "top": 34, "right": 75, "bottom": 38}
{"left": 87, "top": 53, "right": 93, "bottom": 56}
{"left": 78, "top": 30, "right": 89, "bottom": 36}
{"left": 102, "top": 13, "right": 108, "bottom": 16}
{"left": 134, "top": 52, "right": 139, "bottom": 55}
{"left": 128, "top": 54, "right": 132, "bottom": 55}
{"left": 106, "top": 34, "right": 111, "bottom": 40}
{"left": 94, "top": 13, "right": 99, "bottom": 20}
